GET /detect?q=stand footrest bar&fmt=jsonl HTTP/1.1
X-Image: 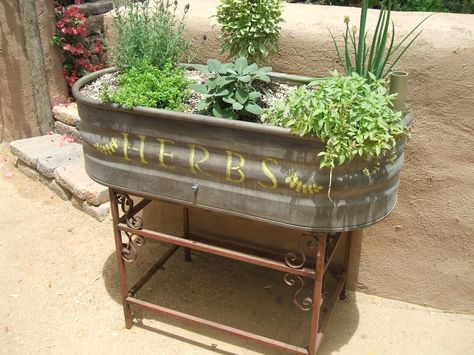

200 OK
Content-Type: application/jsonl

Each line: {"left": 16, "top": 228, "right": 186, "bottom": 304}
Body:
{"left": 319, "top": 272, "right": 347, "bottom": 333}
{"left": 129, "top": 244, "right": 180, "bottom": 296}
{"left": 324, "top": 233, "right": 343, "bottom": 274}
{"left": 118, "top": 223, "right": 316, "bottom": 279}
{"left": 126, "top": 296, "right": 310, "bottom": 355}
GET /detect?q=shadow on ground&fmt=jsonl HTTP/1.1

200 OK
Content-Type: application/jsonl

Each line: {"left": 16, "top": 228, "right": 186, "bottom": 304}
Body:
{"left": 102, "top": 239, "right": 360, "bottom": 354}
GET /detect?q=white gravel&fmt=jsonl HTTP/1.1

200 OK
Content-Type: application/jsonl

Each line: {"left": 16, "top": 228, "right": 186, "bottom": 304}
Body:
{"left": 79, "top": 68, "right": 292, "bottom": 117}
{"left": 80, "top": 72, "right": 119, "bottom": 101}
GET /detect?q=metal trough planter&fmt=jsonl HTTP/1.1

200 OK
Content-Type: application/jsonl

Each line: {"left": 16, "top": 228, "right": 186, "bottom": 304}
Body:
{"left": 73, "top": 67, "right": 411, "bottom": 232}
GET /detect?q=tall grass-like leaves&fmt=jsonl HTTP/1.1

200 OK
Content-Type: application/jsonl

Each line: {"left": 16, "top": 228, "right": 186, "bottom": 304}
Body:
{"left": 111, "top": 0, "right": 190, "bottom": 71}
{"left": 331, "top": 0, "right": 431, "bottom": 80}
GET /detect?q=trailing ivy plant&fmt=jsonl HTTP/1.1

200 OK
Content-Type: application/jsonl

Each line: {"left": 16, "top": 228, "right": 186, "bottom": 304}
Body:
{"left": 330, "top": 0, "right": 430, "bottom": 80}
{"left": 262, "top": 71, "right": 405, "bottom": 197}
{"left": 190, "top": 57, "right": 271, "bottom": 120}
{"left": 111, "top": 0, "right": 190, "bottom": 71}
{"left": 216, "top": 0, "right": 283, "bottom": 63}
{"left": 100, "top": 60, "right": 190, "bottom": 111}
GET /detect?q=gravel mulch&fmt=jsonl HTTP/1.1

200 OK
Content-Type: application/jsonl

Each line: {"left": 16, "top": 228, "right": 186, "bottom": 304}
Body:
{"left": 79, "top": 72, "right": 119, "bottom": 102}
{"left": 79, "top": 69, "right": 294, "bottom": 118}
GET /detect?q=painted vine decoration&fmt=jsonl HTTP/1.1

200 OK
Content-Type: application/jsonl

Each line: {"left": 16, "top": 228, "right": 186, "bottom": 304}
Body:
{"left": 94, "top": 137, "right": 118, "bottom": 155}
{"left": 285, "top": 170, "right": 324, "bottom": 194}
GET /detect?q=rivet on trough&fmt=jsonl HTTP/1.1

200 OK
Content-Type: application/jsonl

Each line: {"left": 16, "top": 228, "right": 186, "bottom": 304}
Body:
{"left": 191, "top": 183, "right": 200, "bottom": 192}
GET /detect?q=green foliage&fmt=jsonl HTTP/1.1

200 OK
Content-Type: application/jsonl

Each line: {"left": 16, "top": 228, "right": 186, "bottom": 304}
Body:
{"left": 262, "top": 71, "right": 405, "bottom": 170}
{"left": 101, "top": 61, "right": 190, "bottom": 110}
{"left": 287, "top": 0, "right": 473, "bottom": 13}
{"left": 190, "top": 57, "right": 271, "bottom": 120}
{"left": 111, "top": 0, "right": 190, "bottom": 71}
{"left": 330, "top": 0, "right": 430, "bottom": 80}
{"left": 396, "top": 0, "right": 474, "bottom": 12}
{"left": 395, "top": 0, "right": 446, "bottom": 11}
{"left": 216, "top": 0, "right": 283, "bottom": 63}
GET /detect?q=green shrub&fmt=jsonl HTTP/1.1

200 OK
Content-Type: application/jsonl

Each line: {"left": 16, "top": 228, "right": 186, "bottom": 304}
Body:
{"left": 262, "top": 71, "right": 405, "bottom": 170}
{"left": 395, "top": 0, "right": 446, "bottom": 11}
{"left": 101, "top": 61, "right": 190, "bottom": 110}
{"left": 286, "top": 0, "right": 473, "bottom": 14}
{"left": 190, "top": 57, "right": 271, "bottom": 119}
{"left": 111, "top": 0, "right": 190, "bottom": 71}
{"left": 216, "top": 0, "right": 283, "bottom": 62}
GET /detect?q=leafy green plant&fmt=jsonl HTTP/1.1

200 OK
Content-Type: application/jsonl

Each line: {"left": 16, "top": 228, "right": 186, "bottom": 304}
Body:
{"left": 331, "top": 0, "right": 430, "bottom": 80}
{"left": 190, "top": 57, "right": 271, "bottom": 119}
{"left": 216, "top": 0, "right": 283, "bottom": 62}
{"left": 101, "top": 61, "right": 190, "bottom": 110}
{"left": 111, "top": 0, "right": 190, "bottom": 71}
{"left": 395, "top": 0, "right": 446, "bottom": 11}
{"left": 262, "top": 71, "right": 405, "bottom": 195}
{"left": 395, "top": 0, "right": 473, "bottom": 12}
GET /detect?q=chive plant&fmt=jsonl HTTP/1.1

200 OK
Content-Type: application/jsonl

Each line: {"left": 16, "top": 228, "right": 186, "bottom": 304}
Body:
{"left": 331, "top": 0, "right": 431, "bottom": 80}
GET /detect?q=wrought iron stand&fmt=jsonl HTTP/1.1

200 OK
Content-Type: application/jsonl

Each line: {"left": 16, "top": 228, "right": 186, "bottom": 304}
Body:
{"left": 109, "top": 188, "right": 352, "bottom": 355}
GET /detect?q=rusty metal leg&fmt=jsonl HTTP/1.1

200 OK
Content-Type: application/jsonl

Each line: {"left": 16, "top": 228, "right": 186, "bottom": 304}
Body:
{"left": 109, "top": 189, "right": 133, "bottom": 329}
{"left": 308, "top": 233, "right": 327, "bottom": 355}
{"left": 183, "top": 207, "right": 191, "bottom": 262}
{"left": 340, "top": 231, "right": 352, "bottom": 300}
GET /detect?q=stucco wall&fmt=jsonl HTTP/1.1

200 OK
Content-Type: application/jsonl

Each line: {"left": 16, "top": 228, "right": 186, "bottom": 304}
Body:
{"left": 0, "top": 1, "right": 68, "bottom": 142}
{"left": 36, "top": 0, "right": 69, "bottom": 107}
{"left": 105, "top": 1, "right": 474, "bottom": 313}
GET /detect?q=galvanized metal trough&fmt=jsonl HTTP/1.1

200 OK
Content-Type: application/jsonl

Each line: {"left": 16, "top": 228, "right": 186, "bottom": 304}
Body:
{"left": 73, "top": 67, "right": 411, "bottom": 232}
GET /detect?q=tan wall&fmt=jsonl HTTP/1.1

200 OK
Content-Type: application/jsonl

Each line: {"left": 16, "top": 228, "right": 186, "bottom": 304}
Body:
{"left": 0, "top": 1, "right": 68, "bottom": 142}
{"left": 107, "top": 1, "right": 474, "bottom": 313}
{"left": 36, "top": 0, "right": 69, "bottom": 106}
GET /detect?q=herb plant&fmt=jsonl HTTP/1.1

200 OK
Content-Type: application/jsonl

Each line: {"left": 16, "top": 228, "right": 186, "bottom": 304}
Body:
{"left": 331, "top": 0, "right": 430, "bottom": 80}
{"left": 101, "top": 61, "right": 190, "bottom": 111}
{"left": 111, "top": 0, "right": 190, "bottom": 71}
{"left": 216, "top": 0, "right": 283, "bottom": 63}
{"left": 190, "top": 57, "right": 271, "bottom": 120}
{"left": 262, "top": 71, "right": 405, "bottom": 194}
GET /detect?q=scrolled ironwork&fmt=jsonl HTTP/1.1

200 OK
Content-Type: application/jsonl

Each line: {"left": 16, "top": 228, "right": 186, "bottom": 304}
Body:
{"left": 113, "top": 192, "right": 144, "bottom": 230}
{"left": 284, "top": 234, "right": 319, "bottom": 269}
{"left": 284, "top": 274, "right": 313, "bottom": 311}
{"left": 121, "top": 231, "right": 145, "bottom": 263}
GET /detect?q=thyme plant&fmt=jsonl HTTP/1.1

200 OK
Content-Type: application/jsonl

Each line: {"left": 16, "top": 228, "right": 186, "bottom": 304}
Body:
{"left": 216, "top": 0, "right": 283, "bottom": 62}
{"left": 101, "top": 61, "right": 190, "bottom": 110}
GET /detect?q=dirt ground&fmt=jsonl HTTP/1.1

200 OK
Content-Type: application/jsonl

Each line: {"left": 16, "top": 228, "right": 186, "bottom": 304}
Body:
{"left": 1, "top": 144, "right": 473, "bottom": 355}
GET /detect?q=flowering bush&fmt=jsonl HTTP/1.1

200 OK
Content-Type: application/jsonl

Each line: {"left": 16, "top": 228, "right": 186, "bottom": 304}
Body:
{"left": 52, "top": 0, "right": 105, "bottom": 88}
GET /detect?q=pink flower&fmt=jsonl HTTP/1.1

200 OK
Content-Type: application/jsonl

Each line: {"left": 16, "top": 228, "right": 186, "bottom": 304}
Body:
{"left": 95, "top": 40, "right": 103, "bottom": 54}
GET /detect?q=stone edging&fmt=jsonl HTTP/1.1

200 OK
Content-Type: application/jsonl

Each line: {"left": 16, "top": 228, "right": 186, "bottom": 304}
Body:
{"left": 10, "top": 132, "right": 110, "bottom": 222}
{"left": 52, "top": 103, "right": 82, "bottom": 143}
